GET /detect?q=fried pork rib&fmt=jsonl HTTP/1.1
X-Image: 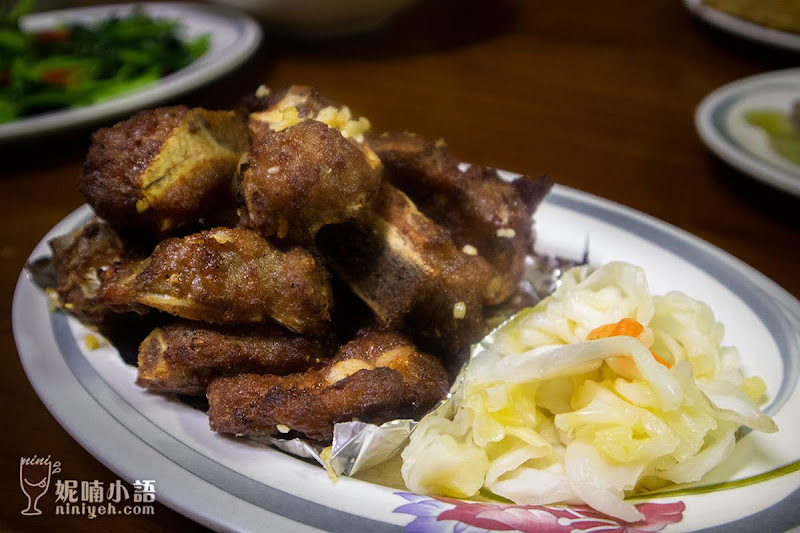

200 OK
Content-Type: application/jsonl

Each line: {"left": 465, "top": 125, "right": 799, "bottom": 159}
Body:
{"left": 368, "top": 132, "right": 552, "bottom": 303}
{"left": 80, "top": 106, "right": 249, "bottom": 234}
{"left": 239, "top": 119, "right": 381, "bottom": 245}
{"left": 101, "top": 227, "right": 333, "bottom": 336}
{"left": 50, "top": 217, "right": 147, "bottom": 326}
{"left": 48, "top": 86, "right": 560, "bottom": 456}
{"left": 207, "top": 329, "right": 449, "bottom": 442}
{"left": 137, "top": 321, "right": 331, "bottom": 396}
{"left": 238, "top": 85, "right": 382, "bottom": 245}
{"left": 317, "top": 183, "right": 493, "bottom": 372}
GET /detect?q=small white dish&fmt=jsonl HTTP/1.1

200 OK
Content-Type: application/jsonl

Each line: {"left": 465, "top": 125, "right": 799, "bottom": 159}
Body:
{"left": 0, "top": 3, "right": 261, "bottom": 143}
{"left": 14, "top": 185, "right": 800, "bottom": 532}
{"left": 683, "top": 0, "right": 800, "bottom": 53}
{"left": 696, "top": 68, "right": 800, "bottom": 198}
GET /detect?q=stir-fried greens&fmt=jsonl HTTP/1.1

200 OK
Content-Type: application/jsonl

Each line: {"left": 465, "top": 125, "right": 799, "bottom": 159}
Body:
{"left": 0, "top": 0, "right": 209, "bottom": 123}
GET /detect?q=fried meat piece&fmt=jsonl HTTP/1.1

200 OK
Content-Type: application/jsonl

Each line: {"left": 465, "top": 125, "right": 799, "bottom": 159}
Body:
{"left": 50, "top": 217, "right": 147, "bottom": 326}
{"left": 80, "top": 106, "right": 249, "bottom": 234}
{"left": 137, "top": 321, "right": 331, "bottom": 395}
{"left": 238, "top": 119, "right": 381, "bottom": 245}
{"left": 101, "top": 227, "right": 333, "bottom": 335}
{"left": 207, "top": 328, "right": 449, "bottom": 441}
{"left": 238, "top": 86, "right": 382, "bottom": 245}
{"left": 317, "top": 183, "right": 493, "bottom": 371}
{"left": 368, "top": 132, "right": 552, "bottom": 303}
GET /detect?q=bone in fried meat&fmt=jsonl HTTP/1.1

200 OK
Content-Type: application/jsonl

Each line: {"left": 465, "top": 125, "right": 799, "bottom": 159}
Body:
{"left": 207, "top": 328, "right": 449, "bottom": 442}
{"left": 137, "top": 321, "right": 332, "bottom": 396}
{"left": 238, "top": 119, "right": 381, "bottom": 245}
{"left": 239, "top": 86, "right": 382, "bottom": 245}
{"left": 80, "top": 106, "right": 249, "bottom": 235}
{"left": 50, "top": 217, "right": 148, "bottom": 326}
{"left": 101, "top": 227, "right": 333, "bottom": 336}
{"left": 368, "top": 132, "right": 552, "bottom": 303}
{"left": 317, "top": 183, "right": 493, "bottom": 372}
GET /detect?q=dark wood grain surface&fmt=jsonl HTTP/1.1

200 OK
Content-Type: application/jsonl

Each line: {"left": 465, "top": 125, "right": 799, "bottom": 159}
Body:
{"left": 2, "top": 1, "right": 798, "bottom": 530}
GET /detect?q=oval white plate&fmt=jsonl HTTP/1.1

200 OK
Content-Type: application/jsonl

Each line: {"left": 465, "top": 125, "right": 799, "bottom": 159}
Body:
{"left": 13, "top": 186, "right": 800, "bottom": 532}
{"left": 696, "top": 68, "right": 800, "bottom": 198}
{"left": 0, "top": 3, "right": 261, "bottom": 143}
{"left": 683, "top": 0, "right": 800, "bottom": 53}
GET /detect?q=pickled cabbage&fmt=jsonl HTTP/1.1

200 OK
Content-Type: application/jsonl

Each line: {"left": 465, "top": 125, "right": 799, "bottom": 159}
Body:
{"left": 401, "top": 262, "right": 777, "bottom": 522}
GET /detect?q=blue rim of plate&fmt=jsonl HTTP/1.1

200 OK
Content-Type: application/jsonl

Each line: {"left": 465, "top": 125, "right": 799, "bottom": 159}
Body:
{"left": 695, "top": 68, "right": 800, "bottom": 198}
{"left": 710, "top": 82, "right": 800, "bottom": 177}
{"left": 13, "top": 185, "right": 800, "bottom": 532}
{"left": 0, "top": 3, "right": 262, "bottom": 143}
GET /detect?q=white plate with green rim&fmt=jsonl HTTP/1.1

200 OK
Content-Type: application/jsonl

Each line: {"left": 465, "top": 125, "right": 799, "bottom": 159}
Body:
{"left": 13, "top": 185, "right": 800, "bottom": 532}
{"left": 0, "top": 3, "right": 261, "bottom": 143}
{"left": 696, "top": 68, "right": 800, "bottom": 198}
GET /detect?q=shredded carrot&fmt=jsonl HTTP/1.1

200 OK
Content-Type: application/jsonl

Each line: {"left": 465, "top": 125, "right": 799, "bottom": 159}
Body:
{"left": 587, "top": 318, "right": 671, "bottom": 368}
{"left": 586, "top": 323, "right": 617, "bottom": 340}
{"left": 587, "top": 318, "right": 643, "bottom": 340}
{"left": 650, "top": 350, "right": 672, "bottom": 368}
{"left": 611, "top": 317, "right": 644, "bottom": 338}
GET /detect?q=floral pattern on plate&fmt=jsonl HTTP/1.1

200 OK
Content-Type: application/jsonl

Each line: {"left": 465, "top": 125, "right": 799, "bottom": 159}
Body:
{"left": 393, "top": 492, "right": 685, "bottom": 533}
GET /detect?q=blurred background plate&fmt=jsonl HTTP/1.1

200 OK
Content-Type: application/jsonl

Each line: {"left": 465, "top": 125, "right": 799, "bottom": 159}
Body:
{"left": 0, "top": 2, "right": 261, "bottom": 143}
{"left": 695, "top": 68, "right": 800, "bottom": 198}
{"left": 208, "top": 0, "right": 416, "bottom": 37}
{"left": 683, "top": 0, "right": 800, "bottom": 52}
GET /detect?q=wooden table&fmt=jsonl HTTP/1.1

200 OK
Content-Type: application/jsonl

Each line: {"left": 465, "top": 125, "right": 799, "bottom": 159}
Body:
{"left": 2, "top": 1, "right": 798, "bottom": 530}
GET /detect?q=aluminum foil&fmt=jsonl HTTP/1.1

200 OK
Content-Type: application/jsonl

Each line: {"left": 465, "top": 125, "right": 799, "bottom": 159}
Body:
{"left": 251, "top": 419, "right": 419, "bottom": 477}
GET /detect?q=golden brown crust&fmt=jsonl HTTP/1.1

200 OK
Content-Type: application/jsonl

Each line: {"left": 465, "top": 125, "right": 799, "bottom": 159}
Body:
{"left": 101, "top": 227, "right": 333, "bottom": 335}
{"left": 368, "top": 132, "right": 552, "bottom": 303}
{"left": 50, "top": 217, "right": 147, "bottom": 326}
{"left": 80, "top": 106, "right": 249, "bottom": 235}
{"left": 137, "top": 321, "right": 331, "bottom": 395}
{"left": 206, "top": 328, "right": 449, "bottom": 441}
{"left": 52, "top": 85, "right": 557, "bottom": 452}
{"left": 80, "top": 106, "right": 189, "bottom": 228}
{"left": 317, "top": 183, "right": 493, "bottom": 372}
{"left": 239, "top": 119, "right": 381, "bottom": 245}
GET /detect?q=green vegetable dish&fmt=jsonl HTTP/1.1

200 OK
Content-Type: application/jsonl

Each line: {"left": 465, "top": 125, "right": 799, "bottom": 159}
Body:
{"left": 744, "top": 102, "right": 800, "bottom": 167}
{"left": 0, "top": 0, "right": 209, "bottom": 123}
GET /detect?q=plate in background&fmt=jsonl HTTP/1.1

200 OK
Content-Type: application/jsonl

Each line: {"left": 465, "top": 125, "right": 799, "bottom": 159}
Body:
{"left": 696, "top": 68, "right": 800, "bottom": 198}
{"left": 13, "top": 186, "right": 800, "bottom": 532}
{"left": 683, "top": 0, "right": 800, "bottom": 53}
{"left": 0, "top": 3, "right": 261, "bottom": 143}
